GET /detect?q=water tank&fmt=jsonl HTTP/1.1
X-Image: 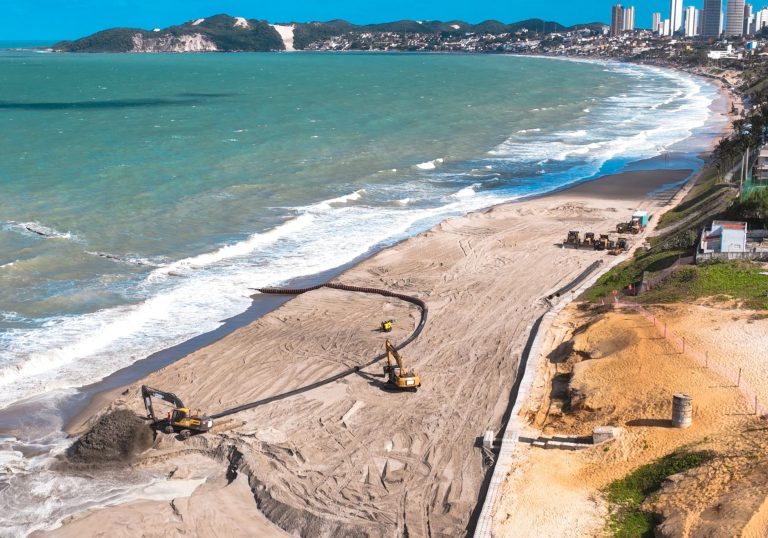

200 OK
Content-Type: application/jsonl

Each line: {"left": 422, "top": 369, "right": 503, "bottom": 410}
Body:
{"left": 672, "top": 393, "right": 693, "bottom": 428}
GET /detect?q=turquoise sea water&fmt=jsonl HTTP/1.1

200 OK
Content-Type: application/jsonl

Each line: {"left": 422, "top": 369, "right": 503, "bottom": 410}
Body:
{"left": 0, "top": 51, "right": 726, "bottom": 536}
{"left": 0, "top": 52, "right": 722, "bottom": 410}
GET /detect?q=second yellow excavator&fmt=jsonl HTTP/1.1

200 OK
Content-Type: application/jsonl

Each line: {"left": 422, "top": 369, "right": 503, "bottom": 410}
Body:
{"left": 383, "top": 340, "right": 421, "bottom": 391}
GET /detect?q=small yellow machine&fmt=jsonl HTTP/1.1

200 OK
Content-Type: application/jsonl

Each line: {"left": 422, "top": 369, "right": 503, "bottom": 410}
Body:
{"left": 383, "top": 340, "right": 420, "bottom": 391}
{"left": 381, "top": 320, "right": 393, "bottom": 332}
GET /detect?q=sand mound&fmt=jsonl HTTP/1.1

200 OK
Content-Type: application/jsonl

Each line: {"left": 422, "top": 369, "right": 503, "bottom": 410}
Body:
{"left": 67, "top": 410, "right": 153, "bottom": 464}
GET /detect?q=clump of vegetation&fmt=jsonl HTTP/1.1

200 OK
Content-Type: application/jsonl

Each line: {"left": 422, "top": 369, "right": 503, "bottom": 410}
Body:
{"left": 640, "top": 260, "right": 768, "bottom": 309}
{"left": 583, "top": 249, "right": 685, "bottom": 301}
{"left": 657, "top": 167, "right": 732, "bottom": 228}
{"left": 604, "top": 450, "right": 715, "bottom": 537}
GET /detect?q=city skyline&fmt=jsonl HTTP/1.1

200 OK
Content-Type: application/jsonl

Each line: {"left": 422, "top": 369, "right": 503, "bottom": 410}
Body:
{"left": 0, "top": 0, "right": 759, "bottom": 41}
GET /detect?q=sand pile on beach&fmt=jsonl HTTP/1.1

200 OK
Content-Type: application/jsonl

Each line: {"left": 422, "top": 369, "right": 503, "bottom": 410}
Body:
{"left": 67, "top": 410, "right": 153, "bottom": 465}
{"left": 494, "top": 306, "right": 760, "bottom": 537}
{"left": 51, "top": 169, "right": 691, "bottom": 537}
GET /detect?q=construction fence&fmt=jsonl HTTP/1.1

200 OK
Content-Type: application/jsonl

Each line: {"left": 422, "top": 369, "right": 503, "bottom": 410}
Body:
{"left": 613, "top": 300, "right": 767, "bottom": 417}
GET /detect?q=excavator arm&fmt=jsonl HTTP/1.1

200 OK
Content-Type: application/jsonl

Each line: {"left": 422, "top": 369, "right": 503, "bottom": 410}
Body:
{"left": 385, "top": 340, "right": 405, "bottom": 371}
{"left": 141, "top": 385, "right": 185, "bottom": 422}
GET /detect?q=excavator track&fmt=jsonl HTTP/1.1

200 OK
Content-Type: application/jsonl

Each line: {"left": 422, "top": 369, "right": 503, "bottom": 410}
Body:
{"left": 209, "top": 283, "right": 427, "bottom": 420}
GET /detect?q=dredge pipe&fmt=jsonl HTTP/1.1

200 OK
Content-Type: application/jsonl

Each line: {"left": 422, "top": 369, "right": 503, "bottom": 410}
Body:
{"left": 210, "top": 283, "right": 427, "bottom": 420}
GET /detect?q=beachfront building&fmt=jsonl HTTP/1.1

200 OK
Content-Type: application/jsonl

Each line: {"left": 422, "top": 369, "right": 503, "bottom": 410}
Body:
{"left": 685, "top": 6, "right": 700, "bottom": 36}
{"left": 670, "top": 0, "right": 685, "bottom": 34}
{"left": 653, "top": 12, "right": 662, "bottom": 32}
{"left": 725, "top": 0, "right": 746, "bottom": 35}
{"left": 702, "top": 0, "right": 724, "bottom": 37}
{"left": 699, "top": 221, "right": 748, "bottom": 254}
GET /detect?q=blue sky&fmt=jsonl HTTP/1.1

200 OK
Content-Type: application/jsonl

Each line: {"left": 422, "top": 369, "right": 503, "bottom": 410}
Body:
{"left": 1, "top": 0, "right": 711, "bottom": 40}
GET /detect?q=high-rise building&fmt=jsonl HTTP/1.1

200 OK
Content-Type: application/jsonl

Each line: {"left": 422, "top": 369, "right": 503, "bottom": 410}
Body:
{"left": 701, "top": 0, "right": 723, "bottom": 36}
{"left": 755, "top": 7, "right": 768, "bottom": 32}
{"left": 622, "top": 6, "right": 635, "bottom": 31}
{"left": 744, "top": 3, "right": 754, "bottom": 34}
{"left": 652, "top": 12, "right": 662, "bottom": 32}
{"left": 725, "top": 0, "right": 746, "bottom": 35}
{"left": 670, "top": 0, "right": 684, "bottom": 33}
{"left": 611, "top": 4, "right": 624, "bottom": 36}
{"left": 663, "top": 18, "right": 671, "bottom": 35}
{"left": 684, "top": 6, "right": 700, "bottom": 36}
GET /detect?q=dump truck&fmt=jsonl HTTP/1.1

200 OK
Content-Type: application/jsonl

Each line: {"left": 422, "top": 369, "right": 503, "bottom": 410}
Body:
{"left": 617, "top": 211, "right": 652, "bottom": 234}
{"left": 384, "top": 340, "right": 420, "bottom": 391}
{"left": 141, "top": 385, "right": 213, "bottom": 439}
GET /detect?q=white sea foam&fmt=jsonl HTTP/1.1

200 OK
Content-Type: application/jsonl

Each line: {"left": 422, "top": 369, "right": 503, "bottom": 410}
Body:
{"left": 415, "top": 158, "right": 443, "bottom": 170}
{"left": 310, "top": 188, "right": 366, "bottom": 208}
{"left": 5, "top": 221, "right": 77, "bottom": 241}
{"left": 451, "top": 184, "right": 480, "bottom": 199}
{"left": 147, "top": 213, "right": 315, "bottom": 280}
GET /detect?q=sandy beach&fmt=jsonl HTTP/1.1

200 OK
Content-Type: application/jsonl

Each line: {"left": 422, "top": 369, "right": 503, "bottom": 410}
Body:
{"left": 37, "top": 164, "right": 696, "bottom": 537}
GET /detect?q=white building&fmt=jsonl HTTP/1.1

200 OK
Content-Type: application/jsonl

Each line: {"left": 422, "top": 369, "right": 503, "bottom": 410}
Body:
{"left": 670, "top": 0, "right": 685, "bottom": 33}
{"left": 699, "top": 221, "right": 747, "bottom": 254}
{"left": 622, "top": 6, "right": 635, "bottom": 31}
{"left": 684, "top": 6, "right": 700, "bottom": 36}
{"left": 755, "top": 7, "right": 768, "bottom": 31}
{"left": 653, "top": 12, "right": 662, "bottom": 32}
{"left": 663, "top": 18, "right": 672, "bottom": 35}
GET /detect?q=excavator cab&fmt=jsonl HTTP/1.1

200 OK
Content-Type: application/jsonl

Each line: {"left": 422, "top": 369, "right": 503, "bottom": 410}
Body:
{"left": 142, "top": 385, "right": 213, "bottom": 439}
{"left": 383, "top": 340, "right": 420, "bottom": 391}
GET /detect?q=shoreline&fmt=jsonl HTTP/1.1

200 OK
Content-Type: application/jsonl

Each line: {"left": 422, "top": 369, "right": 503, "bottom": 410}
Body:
{"left": 57, "top": 165, "right": 698, "bottom": 435}
{"left": 4, "top": 58, "right": 736, "bottom": 537}
{"left": 0, "top": 51, "right": 727, "bottom": 437}
{"left": 41, "top": 164, "right": 698, "bottom": 538}
{"left": 58, "top": 58, "right": 731, "bottom": 433}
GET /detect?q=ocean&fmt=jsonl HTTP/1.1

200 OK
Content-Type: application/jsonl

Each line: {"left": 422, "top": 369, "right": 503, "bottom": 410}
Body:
{"left": 0, "top": 51, "right": 723, "bottom": 535}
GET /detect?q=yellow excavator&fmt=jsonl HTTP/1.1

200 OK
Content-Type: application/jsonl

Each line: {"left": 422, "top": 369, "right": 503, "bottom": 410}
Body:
{"left": 383, "top": 340, "right": 421, "bottom": 391}
{"left": 142, "top": 385, "right": 213, "bottom": 439}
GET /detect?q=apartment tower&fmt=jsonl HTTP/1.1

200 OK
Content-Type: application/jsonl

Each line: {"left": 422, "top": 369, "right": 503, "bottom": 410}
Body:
{"left": 725, "top": 0, "right": 746, "bottom": 35}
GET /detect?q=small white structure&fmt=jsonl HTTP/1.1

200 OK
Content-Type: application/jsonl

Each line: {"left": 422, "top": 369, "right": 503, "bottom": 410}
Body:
{"left": 699, "top": 220, "right": 748, "bottom": 254}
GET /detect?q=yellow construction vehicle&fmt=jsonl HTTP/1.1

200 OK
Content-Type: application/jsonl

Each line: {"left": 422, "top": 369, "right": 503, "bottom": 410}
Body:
{"left": 383, "top": 340, "right": 420, "bottom": 391}
{"left": 582, "top": 232, "right": 595, "bottom": 249}
{"left": 142, "top": 385, "right": 213, "bottom": 439}
{"left": 595, "top": 234, "right": 610, "bottom": 251}
{"left": 381, "top": 320, "right": 393, "bottom": 332}
{"left": 564, "top": 231, "right": 581, "bottom": 247}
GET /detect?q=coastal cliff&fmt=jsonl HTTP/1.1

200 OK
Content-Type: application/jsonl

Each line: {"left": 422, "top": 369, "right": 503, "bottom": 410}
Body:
{"left": 53, "top": 14, "right": 285, "bottom": 52}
